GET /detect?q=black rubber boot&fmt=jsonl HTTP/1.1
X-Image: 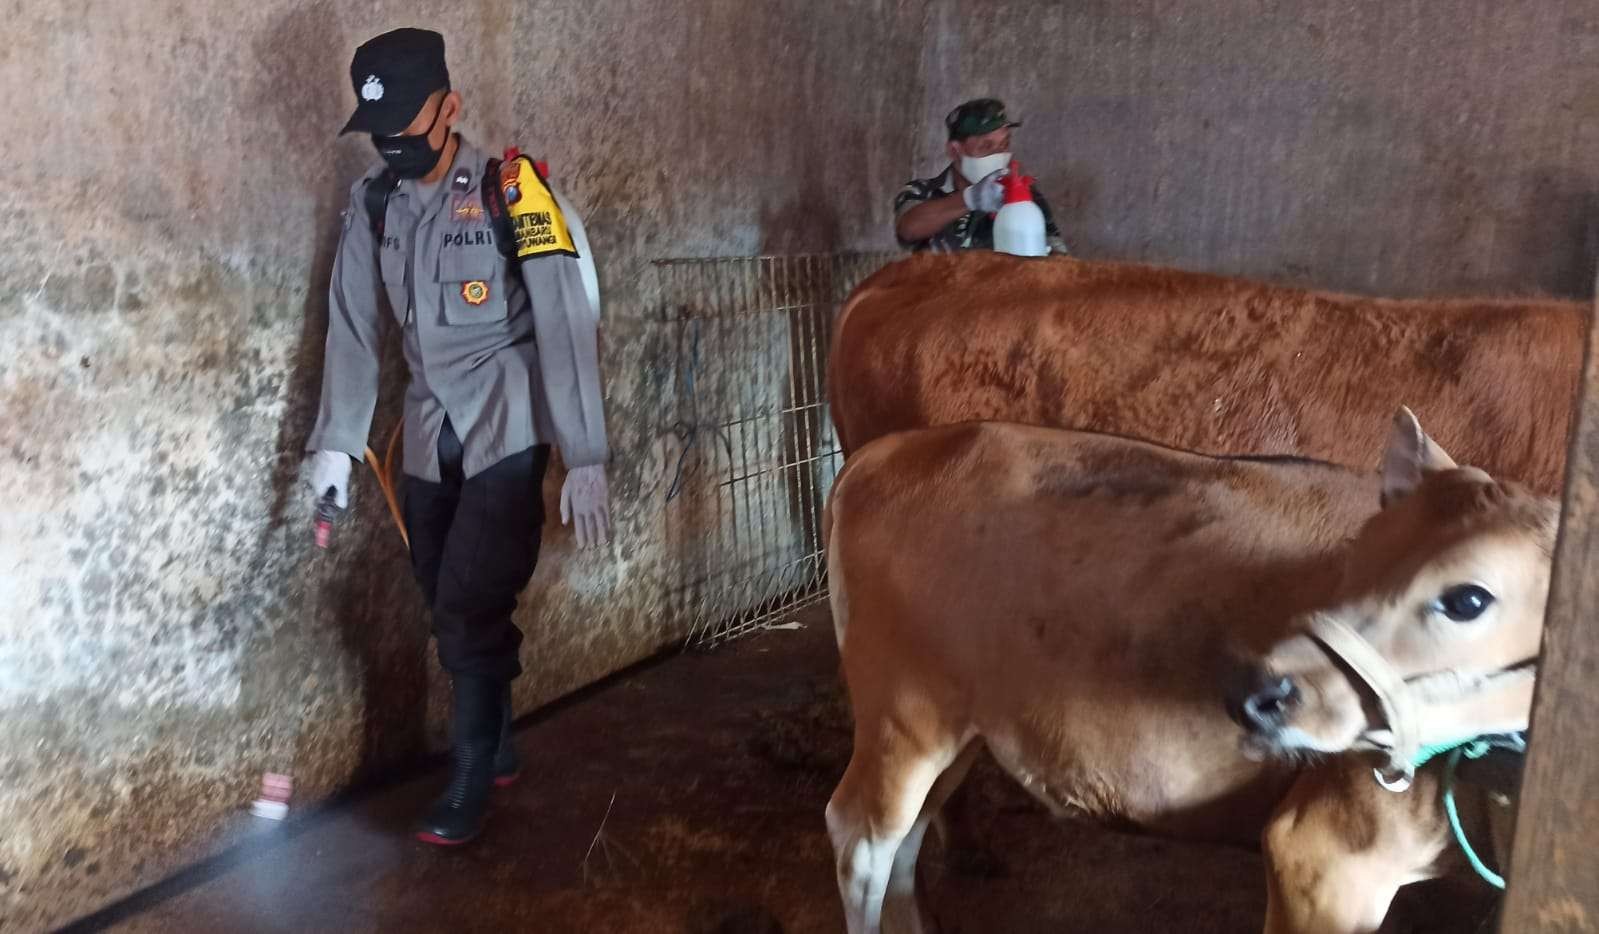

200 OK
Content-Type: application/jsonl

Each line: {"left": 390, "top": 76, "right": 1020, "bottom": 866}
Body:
{"left": 492, "top": 682, "right": 521, "bottom": 787}
{"left": 415, "top": 675, "right": 503, "bottom": 846}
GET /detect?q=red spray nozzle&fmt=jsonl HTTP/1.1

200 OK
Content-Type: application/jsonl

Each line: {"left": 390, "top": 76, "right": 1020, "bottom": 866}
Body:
{"left": 1001, "top": 161, "right": 1036, "bottom": 205}
{"left": 501, "top": 148, "right": 551, "bottom": 178}
{"left": 314, "top": 488, "right": 339, "bottom": 550}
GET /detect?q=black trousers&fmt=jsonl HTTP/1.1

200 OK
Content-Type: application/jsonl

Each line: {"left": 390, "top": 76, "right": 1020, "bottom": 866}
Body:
{"left": 403, "top": 417, "right": 549, "bottom": 681}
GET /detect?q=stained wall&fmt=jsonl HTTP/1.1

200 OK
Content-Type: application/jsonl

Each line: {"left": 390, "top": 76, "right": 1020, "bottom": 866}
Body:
{"left": 929, "top": 0, "right": 1599, "bottom": 297}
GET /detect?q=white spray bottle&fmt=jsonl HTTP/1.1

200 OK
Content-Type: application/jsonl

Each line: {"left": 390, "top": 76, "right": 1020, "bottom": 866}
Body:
{"left": 993, "top": 162, "right": 1048, "bottom": 257}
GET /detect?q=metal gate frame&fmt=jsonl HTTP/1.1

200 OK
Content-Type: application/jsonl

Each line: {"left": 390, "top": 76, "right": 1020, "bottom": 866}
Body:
{"left": 652, "top": 252, "right": 895, "bottom": 647}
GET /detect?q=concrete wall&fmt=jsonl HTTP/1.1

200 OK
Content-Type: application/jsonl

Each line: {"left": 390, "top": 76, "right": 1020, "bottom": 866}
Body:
{"left": 0, "top": 1, "right": 930, "bottom": 929}
{"left": 927, "top": 0, "right": 1599, "bottom": 298}
{"left": 6, "top": 0, "right": 1597, "bottom": 929}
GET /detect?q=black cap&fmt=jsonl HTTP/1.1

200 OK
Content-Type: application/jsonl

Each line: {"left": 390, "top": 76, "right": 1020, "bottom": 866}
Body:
{"left": 339, "top": 28, "right": 451, "bottom": 136}
{"left": 945, "top": 98, "right": 1022, "bottom": 141}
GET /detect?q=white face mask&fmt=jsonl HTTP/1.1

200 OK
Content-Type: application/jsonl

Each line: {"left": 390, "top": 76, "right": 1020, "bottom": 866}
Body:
{"left": 959, "top": 150, "right": 1011, "bottom": 183}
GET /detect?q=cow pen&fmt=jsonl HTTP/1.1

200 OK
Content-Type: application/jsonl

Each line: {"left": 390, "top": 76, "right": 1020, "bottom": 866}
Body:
{"left": 13, "top": 5, "right": 1599, "bottom": 934}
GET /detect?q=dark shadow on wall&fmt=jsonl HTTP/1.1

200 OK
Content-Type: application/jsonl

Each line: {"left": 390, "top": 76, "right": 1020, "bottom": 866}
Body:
{"left": 1045, "top": 162, "right": 1099, "bottom": 258}
{"left": 254, "top": 3, "right": 370, "bottom": 536}
{"left": 249, "top": 5, "right": 431, "bottom": 785}
{"left": 1516, "top": 167, "right": 1599, "bottom": 299}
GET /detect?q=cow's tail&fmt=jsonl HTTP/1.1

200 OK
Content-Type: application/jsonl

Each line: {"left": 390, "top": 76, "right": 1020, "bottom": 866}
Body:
{"left": 829, "top": 279, "right": 878, "bottom": 460}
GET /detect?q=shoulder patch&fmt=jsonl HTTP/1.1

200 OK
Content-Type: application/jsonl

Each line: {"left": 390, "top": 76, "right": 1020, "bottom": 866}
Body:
{"left": 502, "top": 158, "right": 579, "bottom": 260}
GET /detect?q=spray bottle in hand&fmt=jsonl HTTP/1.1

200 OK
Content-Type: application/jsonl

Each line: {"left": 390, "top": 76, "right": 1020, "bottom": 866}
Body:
{"left": 314, "top": 488, "right": 341, "bottom": 549}
{"left": 993, "top": 161, "right": 1049, "bottom": 257}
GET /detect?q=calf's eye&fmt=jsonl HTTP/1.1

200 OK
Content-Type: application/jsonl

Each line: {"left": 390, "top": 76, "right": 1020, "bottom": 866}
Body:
{"left": 1435, "top": 584, "right": 1494, "bottom": 622}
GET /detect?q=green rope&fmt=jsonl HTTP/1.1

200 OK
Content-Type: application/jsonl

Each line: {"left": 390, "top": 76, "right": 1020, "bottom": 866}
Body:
{"left": 1410, "top": 734, "right": 1523, "bottom": 890}
{"left": 1442, "top": 742, "right": 1505, "bottom": 890}
{"left": 1412, "top": 738, "right": 1470, "bottom": 771}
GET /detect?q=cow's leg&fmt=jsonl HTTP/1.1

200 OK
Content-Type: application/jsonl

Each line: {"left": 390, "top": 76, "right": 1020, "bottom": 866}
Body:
{"left": 827, "top": 718, "right": 963, "bottom": 934}
{"left": 1261, "top": 767, "right": 1445, "bottom": 934}
{"left": 880, "top": 739, "right": 982, "bottom": 934}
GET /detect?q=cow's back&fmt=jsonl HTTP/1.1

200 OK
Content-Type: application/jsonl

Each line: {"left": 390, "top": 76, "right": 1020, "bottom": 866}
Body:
{"left": 828, "top": 422, "right": 1378, "bottom": 658}
{"left": 829, "top": 253, "right": 1583, "bottom": 494}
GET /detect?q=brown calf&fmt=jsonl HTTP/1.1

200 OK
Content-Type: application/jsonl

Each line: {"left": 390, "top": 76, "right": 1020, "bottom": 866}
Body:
{"left": 824, "top": 411, "right": 1552, "bottom": 933}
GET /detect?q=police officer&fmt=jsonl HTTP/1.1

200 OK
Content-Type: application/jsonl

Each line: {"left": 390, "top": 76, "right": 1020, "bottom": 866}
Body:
{"left": 893, "top": 98, "right": 1070, "bottom": 254}
{"left": 305, "top": 27, "right": 611, "bottom": 845}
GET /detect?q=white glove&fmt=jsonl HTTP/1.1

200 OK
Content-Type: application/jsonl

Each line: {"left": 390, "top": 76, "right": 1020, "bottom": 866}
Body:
{"left": 308, "top": 450, "right": 352, "bottom": 510}
{"left": 961, "top": 167, "right": 1009, "bottom": 213}
{"left": 560, "top": 464, "right": 611, "bottom": 549}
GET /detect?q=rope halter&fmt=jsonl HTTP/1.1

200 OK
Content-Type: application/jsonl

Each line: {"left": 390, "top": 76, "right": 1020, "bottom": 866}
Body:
{"left": 1304, "top": 614, "right": 1536, "bottom": 792}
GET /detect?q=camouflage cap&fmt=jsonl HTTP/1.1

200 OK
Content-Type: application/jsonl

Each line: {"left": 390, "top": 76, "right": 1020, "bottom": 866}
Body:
{"left": 945, "top": 98, "right": 1022, "bottom": 141}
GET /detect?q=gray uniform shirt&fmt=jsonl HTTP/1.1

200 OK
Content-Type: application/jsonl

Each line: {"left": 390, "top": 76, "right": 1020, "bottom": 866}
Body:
{"left": 307, "top": 137, "right": 609, "bottom": 481}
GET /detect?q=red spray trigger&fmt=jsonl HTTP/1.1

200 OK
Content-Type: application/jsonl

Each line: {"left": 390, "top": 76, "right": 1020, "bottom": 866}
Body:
{"left": 503, "top": 147, "right": 521, "bottom": 161}
{"left": 1000, "top": 161, "right": 1035, "bottom": 205}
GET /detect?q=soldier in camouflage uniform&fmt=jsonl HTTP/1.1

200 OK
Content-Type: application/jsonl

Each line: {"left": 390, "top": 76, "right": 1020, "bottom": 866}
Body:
{"left": 894, "top": 98, "right": 1069, "bottom": 254}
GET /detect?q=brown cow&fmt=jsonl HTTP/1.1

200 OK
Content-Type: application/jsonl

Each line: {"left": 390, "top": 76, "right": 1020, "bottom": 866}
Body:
{"left": 828, "top": 252, "right": 1583, "bottom": 494}
{"left": 824, "top": 410, "right": 1550, "bottom": 934}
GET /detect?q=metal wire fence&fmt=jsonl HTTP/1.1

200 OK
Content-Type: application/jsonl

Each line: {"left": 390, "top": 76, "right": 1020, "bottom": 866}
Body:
{"left": 651, "top": 252, "right": 896, "bottom": 647}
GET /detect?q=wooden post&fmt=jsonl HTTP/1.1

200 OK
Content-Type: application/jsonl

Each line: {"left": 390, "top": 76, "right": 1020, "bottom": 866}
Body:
{"left": 1499, "top": 294, "right": 1599, "bottom": 933}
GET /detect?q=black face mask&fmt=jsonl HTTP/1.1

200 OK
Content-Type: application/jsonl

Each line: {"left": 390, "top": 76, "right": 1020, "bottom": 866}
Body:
{"left": 371, "top": 97, "right": 446, "bottom": 179}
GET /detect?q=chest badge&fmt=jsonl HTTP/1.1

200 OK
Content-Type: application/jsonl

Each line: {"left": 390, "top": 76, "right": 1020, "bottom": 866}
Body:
{"left": 452, "top": 197, "right": 484, "bottom": 222}
{"left": 461, "top": 280, "right": 490, "bottom": 305}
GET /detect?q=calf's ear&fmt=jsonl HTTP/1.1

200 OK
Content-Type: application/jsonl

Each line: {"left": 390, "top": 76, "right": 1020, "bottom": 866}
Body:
{"left": 1381, "top": 406, "right": 1457, "bottom": 507}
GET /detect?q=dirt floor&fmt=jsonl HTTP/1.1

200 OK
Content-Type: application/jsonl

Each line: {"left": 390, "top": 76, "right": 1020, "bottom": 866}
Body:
{"left": 71, "top": 603, "right": 1497, "bottom": 933}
